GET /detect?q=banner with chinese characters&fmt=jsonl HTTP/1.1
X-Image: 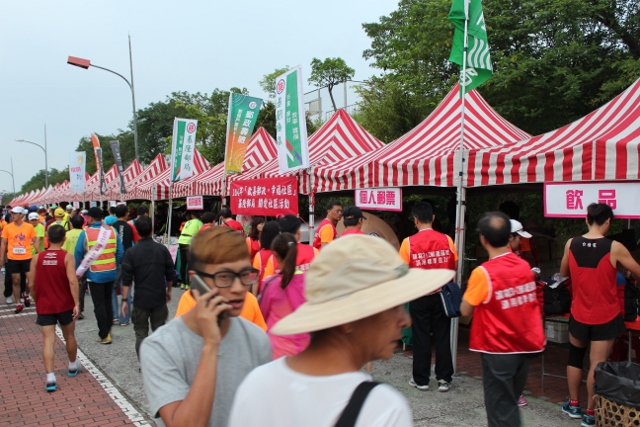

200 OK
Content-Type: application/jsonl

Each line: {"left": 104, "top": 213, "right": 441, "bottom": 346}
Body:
{"left": 68, "top": 152, "right": 86, "bottom": 193}
{"left": 355, "top": 188, "right": 402, "bottom": 212}
{"left": 275, "top": 67, "right": 310, "bottom": 174}
{"left": 224, "top": 93, "right": 263, "bottom": 174}
{"left": 170, "top": 118, "right": 198, "bottom": 182}
{"left": 186, "top": 196, "right": 204, "bottom": 210}
{"left": 230, "top": 177, "right": 298, "bottom": 216}
{"left": 544, "top": 182, "right": 640, "bottom": 219}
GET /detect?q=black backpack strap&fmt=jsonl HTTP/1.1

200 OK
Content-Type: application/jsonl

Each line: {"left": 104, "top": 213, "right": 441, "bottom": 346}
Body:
{"left": 334, "top": 381, "right": 380, "bottom": 427}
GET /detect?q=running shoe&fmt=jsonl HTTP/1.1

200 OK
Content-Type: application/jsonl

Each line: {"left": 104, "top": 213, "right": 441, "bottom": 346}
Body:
{"left": 45, "top": 381, "right": 57, "bottom": 392}
{"left": 562, "top": 401, "right": 583, "bottom": 419}
{"left": 112, "top": 318, "right": 119, "bottom": 324}
{"left": 581, "top": 414, "right": 595, "bottom": 426}
{"left": 437, "top": 380, "right": 450, "bottom": 392}
{"left": 14, "top": 304, "right": 24, "bottom": 314}
{"left": 408, "top": 377, "right": 429, "bottom": 391}
{"left": 119, "top": 321, "right": 130, "bottom": 327}
{"left": 180, "top": 283, "right": 186, "bottom": 290}
{"left": 96, "top": 334, "right": 112, "bottom": 344}
{"left": 68, "top": 362, "right": 81, "bottom": 377}
{"left": 22, "top": 293, "right": 30, "bottom": 308}
{"left": 5, "top": 295, "right": 14, "bottom": 305}
{"left": 518, "top": 395, "right": 528, "bottom": 407}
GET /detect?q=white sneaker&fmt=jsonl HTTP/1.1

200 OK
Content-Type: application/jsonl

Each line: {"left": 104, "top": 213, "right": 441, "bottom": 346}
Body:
{"left": 409, "top": 377, "right": 429, "bottom": 391}
{"left": 437, "top": 380, "right": 450, "bottom": 392}
{"left": 5, "top": 296, "right": 14, "bottom": 305}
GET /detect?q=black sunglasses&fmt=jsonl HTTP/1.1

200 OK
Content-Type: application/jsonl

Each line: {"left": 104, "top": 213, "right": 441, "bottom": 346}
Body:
{"left": 194, "top": 267, "right": 259, "bottom": 288}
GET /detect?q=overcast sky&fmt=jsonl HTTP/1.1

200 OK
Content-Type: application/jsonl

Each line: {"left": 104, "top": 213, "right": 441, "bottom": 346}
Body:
{"left": 0, "top": 0, "right": 397, "bottom": 193}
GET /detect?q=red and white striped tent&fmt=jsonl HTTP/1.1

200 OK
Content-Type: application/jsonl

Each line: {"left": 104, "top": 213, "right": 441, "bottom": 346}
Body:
{"left": 173, "top": 127, "right": 278, "bottom": 197}
{"left": 231, "top": 110, "right": 384, "bottom": 194}
{"left": 102, "top": 159, "right": 143, "bottom": 200}
{"left": 312, "top": 85, "right": 531, "bottom": 192}
{"left": 131, "top": 148, "right": 209, "bottom": 201}
{"left": 122, "top": 154, "right": 169, "bottom": 200}
{"left": 466, "top": 77, "right": 640, "bottom": 187}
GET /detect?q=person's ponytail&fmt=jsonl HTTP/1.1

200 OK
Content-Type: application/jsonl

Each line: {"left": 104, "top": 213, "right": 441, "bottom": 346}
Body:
{"left": 271, "top": 233, "right": 298, "bottom": 288}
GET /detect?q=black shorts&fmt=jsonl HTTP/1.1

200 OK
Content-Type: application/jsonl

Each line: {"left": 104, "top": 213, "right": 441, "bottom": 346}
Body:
{"left": 6, "top": 259, "right": 31, "bottom": 275}
{"left": 569, "top": 314, "right": 624, "bottom": 342}
{"left": 36, "top": 310, "right": 74, "bottom": 327}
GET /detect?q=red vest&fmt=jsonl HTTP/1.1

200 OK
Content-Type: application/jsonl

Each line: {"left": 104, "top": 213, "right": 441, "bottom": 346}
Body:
{"left": 313, "top": 219, "right": 336, "bottom": 249}
{"left": 247, "top": 237, "right": 260, "bottom": 259}
{"left": 35, "top": 250, "right": 75, "bottom": 315}
{"left": 408, "top": 229, "right": 456, "bottom": 271}
{"left": 469, "top": 252, "right": 545, "bottom": 354}
{"left": 270, "top": 243, "right": 317, "bottom": 273}
{"left": 569, "top": 236, "right": 618, "bottom": 324}
{"left": 256, "top": 249, "right": 273, "bottom": 284}
{"left": 341, "top": 229, "right": 364, "bottom": 236}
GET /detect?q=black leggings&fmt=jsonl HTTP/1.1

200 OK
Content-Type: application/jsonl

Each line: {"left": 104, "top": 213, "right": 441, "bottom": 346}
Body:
{"left": 179, "top": 244, "right": 190, "bottom": 285}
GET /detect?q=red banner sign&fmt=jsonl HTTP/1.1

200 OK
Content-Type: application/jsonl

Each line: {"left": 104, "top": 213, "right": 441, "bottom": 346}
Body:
{"left": 230, "top": 177, "right": 298, "bottom": 216}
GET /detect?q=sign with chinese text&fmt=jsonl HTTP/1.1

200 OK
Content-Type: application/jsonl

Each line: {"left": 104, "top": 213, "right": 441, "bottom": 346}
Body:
{"left": 224, "top": 93, "right": 263, "bottom": 174}
{"left": 170, "top": 118, "right": 198, "bottom": 182}
{"left": 544, "top": 182, "right": 640, "bottom": 219}
{"left": 230, "top": 177, "right": 298, "bottom": 216}
{"left": 68, "top": 152, "right": 86, "bottom": 193}
{"left": 355, "top": 188, "right": 402, "bottom": 212}
{"left": 186, "top": 196, "right": 204, "bottom": 210}
{"left": 275, "top": 67, "right": 310, "bottom": 174}
{"left": 73, "top": 202, "right": 80, "bottom": 209}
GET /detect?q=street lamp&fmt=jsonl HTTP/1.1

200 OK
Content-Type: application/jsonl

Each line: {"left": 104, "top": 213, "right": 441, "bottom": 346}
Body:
{"left": 67, "top": 35, "right": 140, "bottom": 162}
{"left": 0, "top": 158, "right": 16, "bottom": 194}
{"left": 17, "top": 126, "right": 48, "bottom": 187}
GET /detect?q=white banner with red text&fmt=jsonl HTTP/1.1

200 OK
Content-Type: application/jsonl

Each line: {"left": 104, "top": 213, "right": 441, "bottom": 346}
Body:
{"left": 355, "top": 188, "right": 402, "bottom": 212}
{"left": 544, "top": 181, "right": 640, "bottom": 219}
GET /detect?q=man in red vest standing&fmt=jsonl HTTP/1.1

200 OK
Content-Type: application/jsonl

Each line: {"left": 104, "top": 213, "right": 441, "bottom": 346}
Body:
{"left": 399, "top": 202, "right": 457, "bottom": 392}
{"left": 313, "top": 201, "right": 342, "bottom": 249}
{"left": 461, "top": 211, "right": 545, "bottom": 427}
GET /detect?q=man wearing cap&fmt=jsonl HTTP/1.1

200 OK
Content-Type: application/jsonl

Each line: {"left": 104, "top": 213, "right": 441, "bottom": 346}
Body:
{"left": 399, "top": 202, "right": 458, "bottom": 392}
{"left": 313, "top": 200, "right": 342, "bottom": 249}
{"left": 229, "top": 235, "right": 453, "bottom": 426}
{"left": 461, "top": 211, "right": 545, "bottom": 427}
{"left": 28, "top": 212, "right": 46, "bottom": 255}
{"left": 341, "top": 206, "right": 366, "bottom": 236}
{"left": 75, "top": 207, "right": 124, "bottom": 344}
{"left": 49, "top": 208, "right": 70, "bottom": 231}
{"left": 0, "top": 207, "right": 38, "bottom": 313}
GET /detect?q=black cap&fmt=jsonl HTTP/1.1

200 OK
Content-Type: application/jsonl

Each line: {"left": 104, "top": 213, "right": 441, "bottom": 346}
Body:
{"left": 88, "top": 207, "right": 104, "bottom": 219}
{"left": 342, "top": 206, "right": 366, "bottom": 220}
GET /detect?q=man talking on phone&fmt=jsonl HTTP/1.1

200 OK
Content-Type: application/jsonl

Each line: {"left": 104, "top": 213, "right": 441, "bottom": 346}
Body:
{"left": 139, "top": 226, "right": 271, "bottom": 427}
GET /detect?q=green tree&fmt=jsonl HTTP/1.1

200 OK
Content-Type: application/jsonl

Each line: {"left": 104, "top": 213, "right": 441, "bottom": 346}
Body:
{"left": 259, "top": 67, "right": 290, "bottom": 98}
{"left": 308, "top": 57, "right": 355, "bottom": 112}
{"left": 20, "top": 168, "right": 69, "bottom": 194}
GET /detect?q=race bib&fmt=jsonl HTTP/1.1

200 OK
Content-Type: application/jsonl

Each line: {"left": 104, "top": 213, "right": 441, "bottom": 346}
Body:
{"left": 12, "top": 247, "right": 26, "bottom": 255}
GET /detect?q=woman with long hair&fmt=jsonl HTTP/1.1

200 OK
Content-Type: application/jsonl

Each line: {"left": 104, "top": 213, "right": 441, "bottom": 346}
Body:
{"left": 258, "top": 232, "right": 309, "bottom": 359}
{"left": 246, "top": 217, "right": 265, "bottom": 259}
{"left": 252, "top": 221, "right": 280, "bottom": 292}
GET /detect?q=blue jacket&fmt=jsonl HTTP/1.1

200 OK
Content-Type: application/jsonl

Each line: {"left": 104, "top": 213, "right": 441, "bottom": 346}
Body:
{"left": 74, "top": 222, "right": 124, "bottom": 283}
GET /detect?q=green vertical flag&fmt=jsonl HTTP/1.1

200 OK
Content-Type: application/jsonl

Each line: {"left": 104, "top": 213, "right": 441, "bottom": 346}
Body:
{"left": 448, "top": 0, "right": 493, "bottom": 93}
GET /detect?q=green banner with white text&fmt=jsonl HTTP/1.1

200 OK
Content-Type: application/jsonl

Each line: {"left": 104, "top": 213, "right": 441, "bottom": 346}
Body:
{"left": 224, "top": 93, "right": 263, "bottom": 174}
{"left": 170, "top": 118, "right": 198, "bottom": 182}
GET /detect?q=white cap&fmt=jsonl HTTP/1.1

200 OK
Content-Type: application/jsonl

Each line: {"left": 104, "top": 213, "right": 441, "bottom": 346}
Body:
{"left": 66, "top": 205, "right": 73, "bottom": 210}
{"left": 28, "top": 212, "right": 39, "bottom": 221}
{"left": 510, "top": 219, "right": 532, "bottom": 238}
{"left": 11, "top": 207, "right": 24, "bottom": 214}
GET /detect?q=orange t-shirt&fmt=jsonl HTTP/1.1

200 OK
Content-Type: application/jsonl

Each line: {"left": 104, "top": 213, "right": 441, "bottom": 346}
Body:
{"left": 1, "top": 222, "right": 36, "bottom": 260}
{"left": 174, "top": 290, "right": 267, "bottom": 331}
{"left": 462, "top": 267, "right": 491, "bottom": 307}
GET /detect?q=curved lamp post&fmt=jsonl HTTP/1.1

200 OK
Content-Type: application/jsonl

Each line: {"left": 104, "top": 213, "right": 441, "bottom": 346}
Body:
{"left": 16, "top": 130, "right": 48, "bottom": 187}
{"left": 0, "top": 158, "right": 16, "bottom": 194}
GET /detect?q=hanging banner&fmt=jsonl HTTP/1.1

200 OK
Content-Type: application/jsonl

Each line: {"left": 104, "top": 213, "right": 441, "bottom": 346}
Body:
{"left": 170, "top": 118, "right": 198, "bottom": 182}
{"left": 91, "top": 133, "right": 107, "bottom": 195}
{"left": 69, "top": 152, "right": 86, "bottom": 193}
{"left": 544, "top": 181, "right": 640, "bottom": 219}
{"left": 355, "top": 188, "right": 403, "bottom": 212}
{"left": 230, "top": 177, "right": 298, "bottom": 216}
{"left": 275, "top": 67, "right": 310, "bottom": 174}
{"left": 109, "top": 140, "right": 127, "bottom": 194}
{"left": 186, "top": 196, "right": 204, "bottom": 210}
{"left": 224, "top": 93, "right": 263, "bottom": 174}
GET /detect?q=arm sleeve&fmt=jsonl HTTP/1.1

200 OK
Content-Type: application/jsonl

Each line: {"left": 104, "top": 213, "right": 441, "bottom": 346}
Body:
{"left": 398, "top": 238, "right": 410, "bottom": 264}
{"left": 263, "top": 256, "right": 275, "bottom": 278}
{"left": 447, "top": 236, "right": 459, "bottom": 261}
{"left": 121, "top": 250, "right": 134, "bottom": 287}
{"left": 319, "top": 225, "right": 335, "bottom": 243}
{"left": 463, "top": 267, "right": 490, "bottom": 306}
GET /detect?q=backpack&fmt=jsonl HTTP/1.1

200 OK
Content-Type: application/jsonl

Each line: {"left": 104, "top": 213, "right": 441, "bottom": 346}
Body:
{"left": 439, "top": 282, "right": 462, "bottom": 318}
{"left": 543, "top": 278, "right": 572, "bottom": 316}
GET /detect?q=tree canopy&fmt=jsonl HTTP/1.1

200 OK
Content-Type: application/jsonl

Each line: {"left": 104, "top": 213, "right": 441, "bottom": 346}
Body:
{"left": 308, "top": 57, "right": 356, "bottom": 111}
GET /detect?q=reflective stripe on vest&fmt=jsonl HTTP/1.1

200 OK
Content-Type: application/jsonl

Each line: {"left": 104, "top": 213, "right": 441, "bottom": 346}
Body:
{"left": 85, "top": 227, "right": 117, "bottom": 273}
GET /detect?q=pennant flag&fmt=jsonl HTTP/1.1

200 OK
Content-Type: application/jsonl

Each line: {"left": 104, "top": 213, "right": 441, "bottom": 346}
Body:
{"left": 109, "top": 140, "right": 127, "bottom": 194}
{"left": 90, "top": 133, "right": 107, "bottom": 195}
{"left": 170, "top": 118, "right": 198, "bottom": 182}
{"left": 275, "top": 66, "right": 310, "bottom": 174}
{"left": 448, "top": 0, "right": 493, "bottom": 93}
{"left": 224, "top": 93, "right": 263, "bottom": 174}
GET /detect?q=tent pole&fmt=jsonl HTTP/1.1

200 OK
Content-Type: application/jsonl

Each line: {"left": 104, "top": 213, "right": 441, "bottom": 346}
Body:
{"left": 166, "top": 183, "right": 173, "bottom": 244}
{"left": 451, "top": 5, "right": 471, "bottom": 372}
{"left": 307, "top": 166, "right": 315, "bottom": 245}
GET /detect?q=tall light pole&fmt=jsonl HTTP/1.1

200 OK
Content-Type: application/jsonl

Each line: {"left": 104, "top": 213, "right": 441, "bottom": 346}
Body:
{"left": 17, "top": 125, "right": 48, "bottom": 187}
{"left": 0, "top": 158, "right": 16, "bottom": 194}
{"left": 67, "top": 35, "right": 139, "bottom": 162}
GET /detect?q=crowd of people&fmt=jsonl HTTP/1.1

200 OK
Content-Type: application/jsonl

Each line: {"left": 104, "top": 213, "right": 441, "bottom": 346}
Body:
{"left": 1, "top": 199, "right": 638, "bottom": 427}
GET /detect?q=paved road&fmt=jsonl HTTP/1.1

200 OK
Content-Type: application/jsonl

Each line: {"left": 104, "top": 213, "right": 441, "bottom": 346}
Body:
{"left": 3, "top": 284, "right": 578, "bottom": 426}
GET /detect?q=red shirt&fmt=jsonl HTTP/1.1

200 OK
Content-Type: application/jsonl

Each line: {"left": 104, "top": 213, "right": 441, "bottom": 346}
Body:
{"left": 569, "top": 236, "right": 618, "bottom": 324}
{"left": 224, "top": 219, "right": 245, "bottom": 235}
{"left": 467, "top": 252, "right": 545, "bottom": 354}
{"left": 313, "top": 218, "right": 336, "bottom": 249}
{"left": 34, "top": 250, "right": 75, "bottom": 315}
{"left": 341, "top": 229, "right": 364, "bottom": 236}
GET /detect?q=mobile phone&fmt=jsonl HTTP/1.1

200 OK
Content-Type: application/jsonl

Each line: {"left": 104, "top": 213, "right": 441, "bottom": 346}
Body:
{"left": 191, "top": 274, "right": 228, "bottom": 327}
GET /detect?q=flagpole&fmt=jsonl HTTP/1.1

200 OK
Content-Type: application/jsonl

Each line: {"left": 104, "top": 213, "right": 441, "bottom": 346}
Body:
{"left": 308, "top": 166, "right": 315, "bottom": 243}
{"left": 451, "top": 0, "right": 471, "bottom": 372}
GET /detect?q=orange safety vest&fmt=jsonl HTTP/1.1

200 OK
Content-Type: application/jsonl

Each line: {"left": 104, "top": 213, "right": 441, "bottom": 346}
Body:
{"left": 85, "top": 227, "right": 117, "bottom": 273}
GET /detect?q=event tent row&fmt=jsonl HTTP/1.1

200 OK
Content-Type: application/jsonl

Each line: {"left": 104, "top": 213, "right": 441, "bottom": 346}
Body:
{"left": 10, "top": 77, "right": 640, "bottom": 207}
